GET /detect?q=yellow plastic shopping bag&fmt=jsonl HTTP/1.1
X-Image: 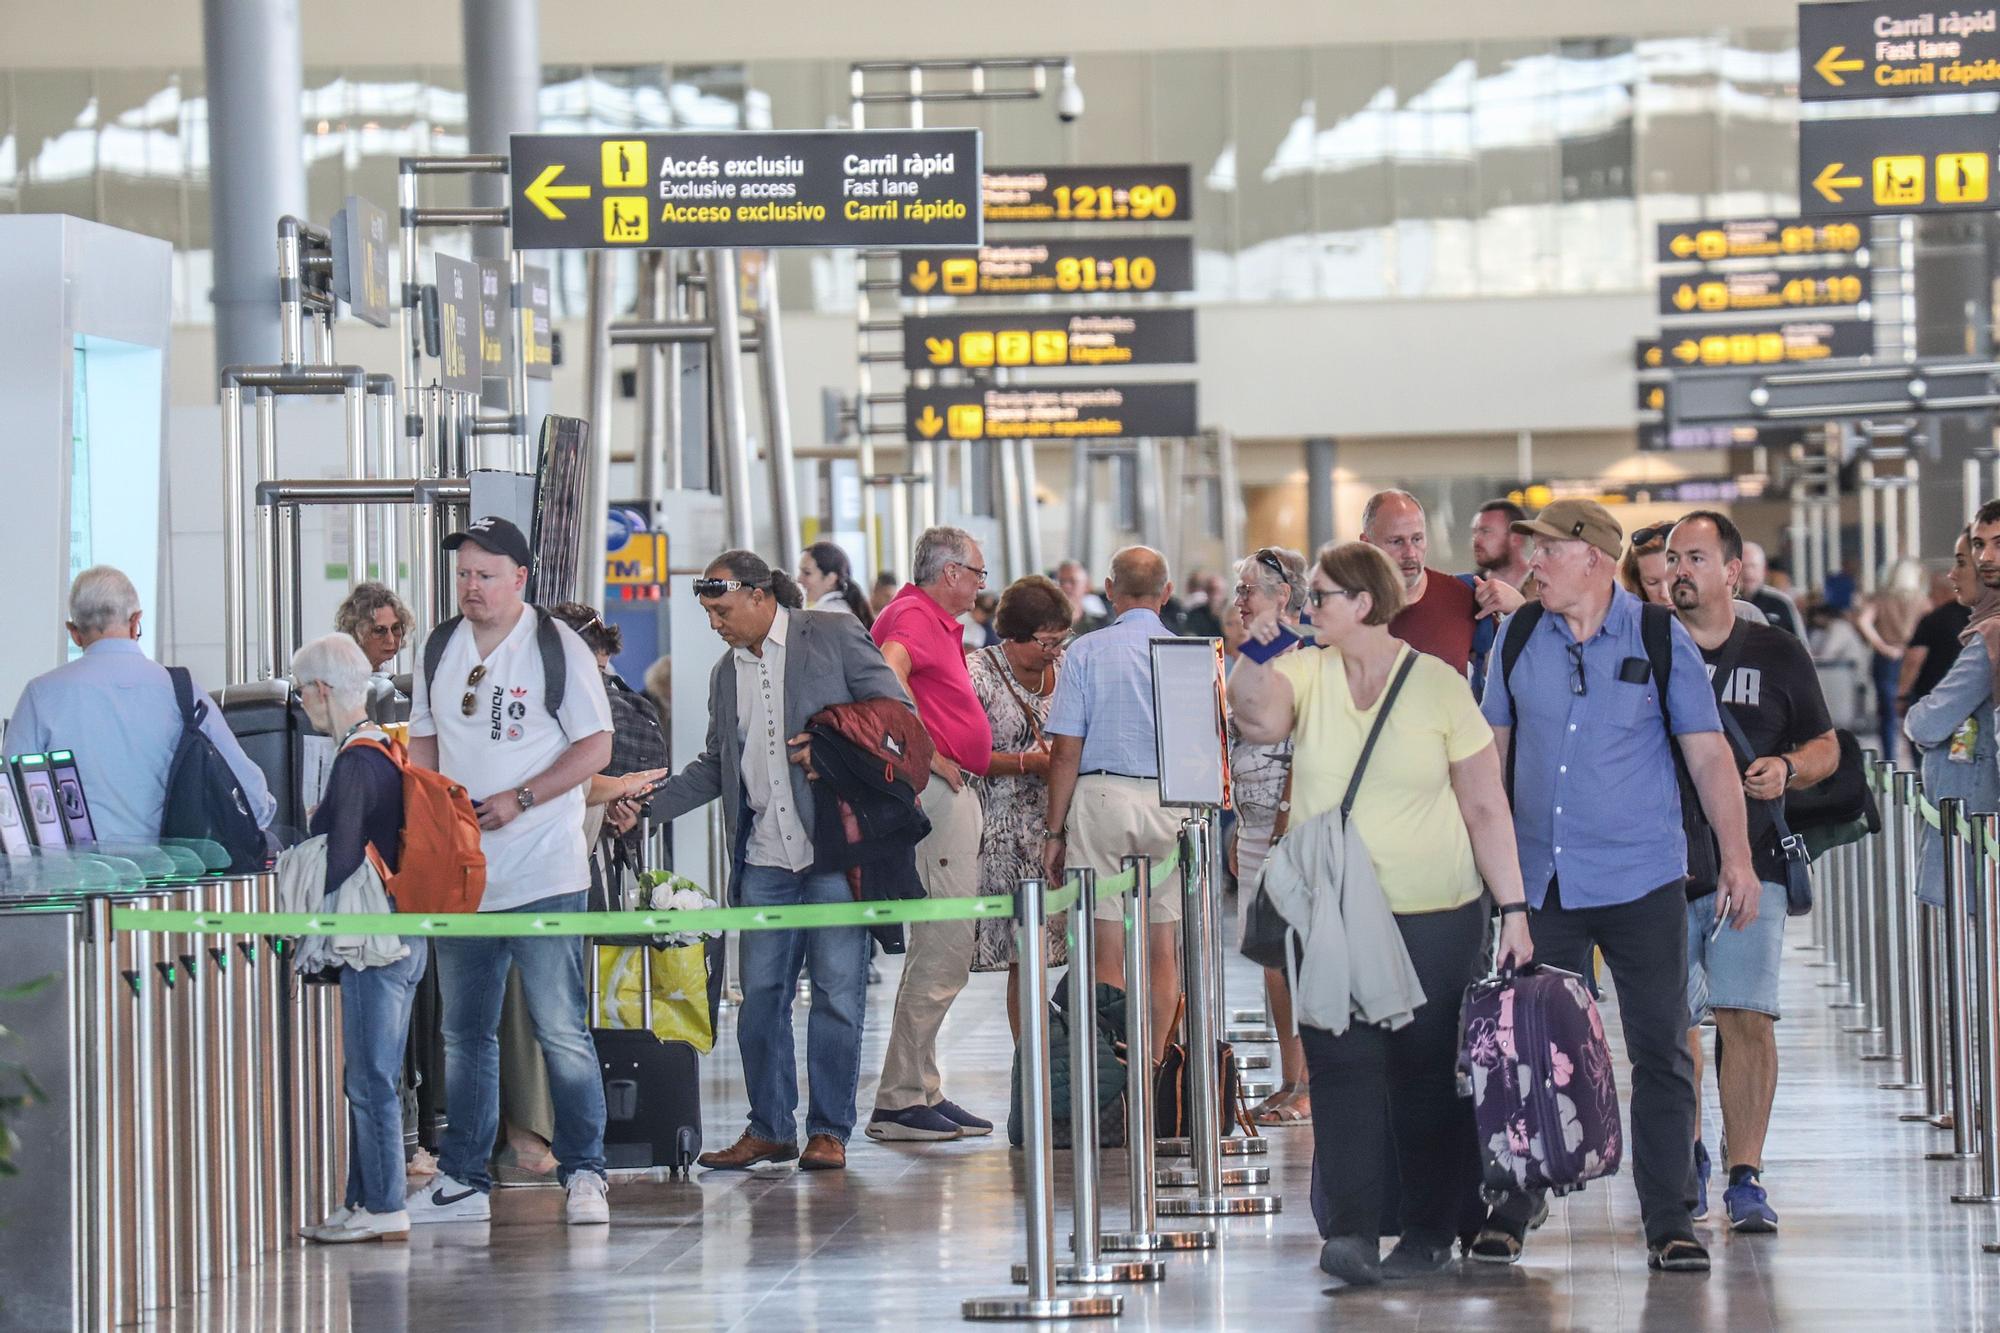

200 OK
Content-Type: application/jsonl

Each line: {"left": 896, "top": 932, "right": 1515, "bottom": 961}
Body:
{"left": 593, "top": 943, "right": 713, "bottom": 1053}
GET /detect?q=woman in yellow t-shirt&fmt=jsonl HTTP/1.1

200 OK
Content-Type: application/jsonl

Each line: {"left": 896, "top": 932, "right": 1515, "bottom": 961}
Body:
{"left": 1228, "top": 540, "right": 1531, "bottom": 1287}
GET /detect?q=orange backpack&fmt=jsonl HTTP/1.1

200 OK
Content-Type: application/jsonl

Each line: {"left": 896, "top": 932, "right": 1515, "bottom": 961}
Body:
{"left": 349, "top": 736, "right": 488, "bottom": 914}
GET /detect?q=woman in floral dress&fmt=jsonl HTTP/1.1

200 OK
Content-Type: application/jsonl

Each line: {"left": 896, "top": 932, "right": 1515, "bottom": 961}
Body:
{"left": 967, "top": 576, "right": 1075, "bottom": 1035}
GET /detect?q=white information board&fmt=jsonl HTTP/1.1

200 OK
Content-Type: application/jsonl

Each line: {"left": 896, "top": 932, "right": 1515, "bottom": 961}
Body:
{"left": 1149, "top": 637, "right": 1228, "bottom": 809}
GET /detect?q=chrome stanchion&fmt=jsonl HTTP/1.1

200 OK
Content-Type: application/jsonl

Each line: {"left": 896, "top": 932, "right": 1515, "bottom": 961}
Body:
{"left": 185, "top": 900, "right": 221, "bottom": 1281}
{"left": 1862, "top": 764, "right": 1904, "bottom": 1062}
{"left": 85, "top": 895, "right": 139, "bottom": 1329}
{"left": 1930, "top": 798, "right": 1979, "bottom": 1160}
{"left": 1843, "top": 834, "right": 1885, "bottom": 1035}
{"left": 256, "top": 877, "right": 289, "bottom": 1256}
{"left": 1158, "top": 812, "right": 1279, "bottom": 1218}
{"left": 229, "top": 879, "right": 265, "bottom": 1266}
{"left": 1909, "top": 904, "right": 1952, "bottom": 1124}
{"left": 1884, "top": 771, "right": 1927, "bottom": 1091}
{"left": 1102, "top": 853, "right": 1215, "bottom": 1254}
{"left": 965, "top": 878, "right": 1120, "bottom": 1321}
{"left": 1018, "top": 870, "right": 1163, "bottom": 1286}
{"left": 1820, "top": 836, "right": 1851, "bottom": 989}
{"left": 1953, "top": 812, "right": 2000, "bottom": 1203}
{"left": 1831, "top": 841, "right": 1867, "bottom": 1011}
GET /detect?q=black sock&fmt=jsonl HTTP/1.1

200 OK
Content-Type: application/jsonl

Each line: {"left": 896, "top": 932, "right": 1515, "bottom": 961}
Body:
{"left": 1728, "top": 1164, "right": 1759, "bottom": 1187}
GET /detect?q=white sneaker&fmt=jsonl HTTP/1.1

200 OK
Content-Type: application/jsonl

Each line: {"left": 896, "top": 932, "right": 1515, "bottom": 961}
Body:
{"left": 405, "top": 1173, "right": 491, "bottom": 1224}
{"left": 302, "top": 1204, "right": 356, "bottom": 1240}
{"left": 565, "top": 1171, "right": 610, "bottom": 1225}
{"left": 308, "top": 1208, "right": 410, "bottom": 1244}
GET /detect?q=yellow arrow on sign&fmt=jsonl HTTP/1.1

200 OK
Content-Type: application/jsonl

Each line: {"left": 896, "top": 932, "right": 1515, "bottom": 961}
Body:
{"left": 909, "top": 260, "right": 939, "bottom": 293}
{"left": 1815, "top": 45, "right": 1866, "bottom": 86}
{"left": 525, "top": 164, "right": 591, "bottom": 220}
{"left": 1669, "top": 234, "right": 1697, "bottom": 259}
{"left": 924, "top": 338, "right": 954, "bottom": 365}
{"left": 1673, "top": 340, "right": 1699, "bottom": 363}
{"left": 1812, "top": 161, "right": 1863, "bottom": 203}
{"left": 1672, "top": 284, "right": 1698, "bottom": 311}
{"left": 915, "top": 405, "right": 944, "bottom": 438}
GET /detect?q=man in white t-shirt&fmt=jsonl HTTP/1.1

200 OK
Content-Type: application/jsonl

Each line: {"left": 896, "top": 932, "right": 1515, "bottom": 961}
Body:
{"left": 402, "top": 517, "right": 616, "bottom": 1227}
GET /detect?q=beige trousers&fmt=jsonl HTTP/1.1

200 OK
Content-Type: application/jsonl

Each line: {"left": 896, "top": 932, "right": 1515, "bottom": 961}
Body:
{"left": 1067, "top": 774, "right": 1185, "bottom": 923}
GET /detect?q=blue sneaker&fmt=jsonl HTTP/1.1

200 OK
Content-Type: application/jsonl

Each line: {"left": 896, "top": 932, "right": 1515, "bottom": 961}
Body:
{"left": 865, "top": 1104, "right": 963, "bottom": 1142}
{"left": 932, "top": 1099, "right": 993, "bottom": 1137}
{"left": 1692, "top": 1140, "right": 1711, "bottom": 1222}
{"left": 1724, "top": 1170, "right": 1778, "bottom": 1233}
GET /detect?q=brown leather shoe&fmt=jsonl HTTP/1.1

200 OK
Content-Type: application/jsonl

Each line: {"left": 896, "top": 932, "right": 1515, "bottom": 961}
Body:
{"left": 799, "top": 1134, "right": 847, "bottom": 1171}
{"left": 697, "top": 1132, "right": 798, "bottom": 1171}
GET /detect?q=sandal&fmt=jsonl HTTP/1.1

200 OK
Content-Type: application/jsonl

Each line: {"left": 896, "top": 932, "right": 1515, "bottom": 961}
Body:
{"left": 1646, "top": 1235, "right": 1711, "bottom": 1273}
{"left": 1467, "top": 1222, "right": 1525, "bottom": 1265}
{"left": 1248, "top": 1081, "right": 1312, "bottom": 1126}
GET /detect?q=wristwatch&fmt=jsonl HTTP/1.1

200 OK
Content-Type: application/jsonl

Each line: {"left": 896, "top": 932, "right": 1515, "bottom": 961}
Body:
{"left": 1042, "top": 828, "right": 1065, "bottom": 841}
{"left": 1780, "top": 754, "right": 1797, "bottom": 787}
{"left": 515, "top": 785, "right": 537, "bottom": 812}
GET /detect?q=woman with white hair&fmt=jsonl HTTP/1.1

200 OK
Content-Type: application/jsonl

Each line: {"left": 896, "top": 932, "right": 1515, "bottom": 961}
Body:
{"left": 290, "top": 632, "right": 425, "bottom": 1244}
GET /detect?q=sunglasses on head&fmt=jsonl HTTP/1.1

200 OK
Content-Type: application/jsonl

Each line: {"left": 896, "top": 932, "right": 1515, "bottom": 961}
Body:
{"left": 693, "top": 577, "right": 764, "bottom": 599}
{"left": 1253, "top": 548, "right": 1287, "bottom": 579}
{"left": 1629, "top": 527, "right": 1665, "bottom": 549}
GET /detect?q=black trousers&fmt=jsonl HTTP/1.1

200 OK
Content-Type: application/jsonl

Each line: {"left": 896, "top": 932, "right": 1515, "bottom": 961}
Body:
{"left": 1490, "top": 878, "right": 1697, "bottom": 1245}
{"left": 1300, "top": 898, "right": 1487, "bottom": 1246}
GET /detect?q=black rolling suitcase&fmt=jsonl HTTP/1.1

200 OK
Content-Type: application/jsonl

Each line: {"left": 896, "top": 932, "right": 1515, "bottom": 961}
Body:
{"left": 590, "top": 848, "right": 705, "bottom": 1176}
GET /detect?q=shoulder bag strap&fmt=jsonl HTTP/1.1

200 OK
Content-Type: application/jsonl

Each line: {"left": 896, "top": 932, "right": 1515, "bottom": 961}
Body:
{"left": 985, "top": 644, "right": 1045, "bottom": 746}
{"left": 1497, "top": 602, "right": 1545, "bottom": 799}
{"left": 1340, "top": 650, "right": 1419, "bottom": 820}
{"left": 167, "top": 665, "right": 202, "bottom": 731}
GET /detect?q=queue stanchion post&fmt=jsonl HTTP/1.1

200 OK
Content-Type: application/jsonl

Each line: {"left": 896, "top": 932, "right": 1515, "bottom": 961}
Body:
{"left": 1929, "top": 798, "right": 1979, "bottom": 1160}
{"left": 1861, "top": 761, "right": 1904, "bottom": 1062}
{"left": 257, "top": 877, "right": 290, "bottom": 1256}
{"left": 1884, "top": 771, "right": 1927, "bottom": 1091}
{"left": 1018, "top": 869, "right": 1164, "bottom": 1286}
{"left": 965, "top": 878, "right": 1120, "bottom": 1321}
{"left": 1953, "top": 813, "right": 2000, "bottom": 1203}
{"left": 1157, "top": 811, "right": 1279, "bottom": 1218}
{"left": 1830, "top": 841, "right": 1865, "bottom": 1010}
{"left": 1911, "top": 895, "right": 1952, "bottom": 1124}
{"left": 1101, "top": 852, "right": 1216, "bottom": 1254}
{"left": 1842, "top": 833, "right": 1885, "bottom": 1034}
{"left": 1819, "top": 834, "right": 1849, "bottom": 988}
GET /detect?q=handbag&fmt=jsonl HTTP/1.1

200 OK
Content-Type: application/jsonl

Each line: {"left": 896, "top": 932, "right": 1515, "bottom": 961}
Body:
{"left": 1785, "top": 729, "right": 1879, "bottom": 851}
{"left": 1152, "top": 994, "right": 1250, "bottom": 1139}
{"left": 1240, "top": 650, "right": 1417, "bottom": 969}
{"left": 1713, "top": 703, "right": 1814, "bottom": 917}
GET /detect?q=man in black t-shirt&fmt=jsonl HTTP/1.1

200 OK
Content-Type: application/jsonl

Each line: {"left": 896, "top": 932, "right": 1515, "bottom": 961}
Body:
{"left": 1667, "top": 512, "right": 1839, "bottom": 1237}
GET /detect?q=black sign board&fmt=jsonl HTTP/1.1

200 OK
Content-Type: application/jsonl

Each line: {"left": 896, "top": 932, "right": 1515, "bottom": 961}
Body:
{"left": 1657, "top": 264, "right": 1868, "bottom": 317}
{"left": 1800, "top": 2, "right": 2000, "bottom": 100}
{"left": 905, "top": 382, "right": 1198, "bottom": 443}
{"left": 1640, "top": 423, "right": 1810, "bottom": 453}
{"left": 508, "top": 129, "right": 982, "bottom": 251}
{"left": 522, "top": 264, "right": 553, "bottom": 381}
{"left": 330, "top": 194, "right": 392, "bottom": 328}
{"left": 433, "top": 254, "right": 482, "bottom": 394}
{"left": 478, "top": 259, "right": 511, "bottom": 388}
{"left": 901, "top": 309, "right": 1196, "bottom": 371}
{"left": 982, "top": 164, "right": 1192, "bottom": 223}
{"left": 1668, "top": 357, "right": 2000, "bottom": 425}
{"left": 1634, "top": 319, "right": 1872, "bottom": 370}
{"left": 901, "top": 236, "right": 1195, "bottom": 298}
{"left": 1800, "top": 112, "right": 1999, "bottom": 216}
{"left": 1655, "top": 216, "right": 1867, "bottom": 263}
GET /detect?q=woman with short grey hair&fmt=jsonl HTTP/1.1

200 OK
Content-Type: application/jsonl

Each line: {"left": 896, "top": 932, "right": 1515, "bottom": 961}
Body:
{"left": 290, "top": 632, "right": 427, "bottom": 1244}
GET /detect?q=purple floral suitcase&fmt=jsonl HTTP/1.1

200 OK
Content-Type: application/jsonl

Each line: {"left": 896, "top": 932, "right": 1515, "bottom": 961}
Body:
{"left": 1457, "top": 963, "right": 1622, "bottom": 1199}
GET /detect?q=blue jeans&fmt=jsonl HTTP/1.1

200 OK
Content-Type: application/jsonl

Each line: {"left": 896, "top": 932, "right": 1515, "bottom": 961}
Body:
{"left": 738, "top": 865, "right": 871, "bottom": 1144}
{"left": 340, "top": 943, "right": 427, "bottom": 1214}
{"left": 433, "top": 891, "right": 605, "bottom": 1189}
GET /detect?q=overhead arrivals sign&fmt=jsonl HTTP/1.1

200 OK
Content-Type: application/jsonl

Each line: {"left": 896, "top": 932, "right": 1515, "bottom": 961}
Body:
{"left": 905, "top": 383, "right": 1198, "bottom": 442}
{"left": 1800, "top": 1, "right": 2000, "bottom": 99}
{"left": 982, "top": 165, "right": 1192, "bottom": 222}
{"left": 901, "top": 309, "right": 1196, "bottom": 370}
{"left": 1655, "top": 216, "right": 1866, "bottom": 263}
{"left": 901, "top": 236, "right": 1194, "bottom": 297}
{"left": 1635, "top": 319, "right": 1872, "bottom": 370}
{"left": 1800, "top": 112, "right": 1999, "bottom": 215}
{"left": 508, "top": 129, "right": 982, "bottom": 250}
{"left": 1657, "top": 265, "right": 1868, "bottom": 316}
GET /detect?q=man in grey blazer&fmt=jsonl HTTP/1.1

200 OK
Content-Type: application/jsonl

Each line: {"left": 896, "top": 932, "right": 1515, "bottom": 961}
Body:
{"left": 644, "top": 548, "right": 910, "bottom": 1172}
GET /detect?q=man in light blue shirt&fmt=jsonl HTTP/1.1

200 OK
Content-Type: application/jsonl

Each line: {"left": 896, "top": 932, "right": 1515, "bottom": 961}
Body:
{"left": 1043, "top": 546, "right": 1183, "bottom": 1060}
{"left": 1474, "top": 500, "right": 1755, "bottom": 1275}
{"left": 5, "top": 566, "right": 275, "bottom": 848}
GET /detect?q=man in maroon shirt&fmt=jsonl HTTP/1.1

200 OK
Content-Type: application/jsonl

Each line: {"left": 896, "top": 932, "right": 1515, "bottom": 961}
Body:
{"left": 1360, "top": 489, "right": 1478, "bottom": 675}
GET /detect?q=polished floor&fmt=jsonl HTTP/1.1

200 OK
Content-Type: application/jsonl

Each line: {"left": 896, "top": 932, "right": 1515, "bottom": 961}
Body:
{"left": 147, "top": 924, "right": 2000, "bottom": 1331}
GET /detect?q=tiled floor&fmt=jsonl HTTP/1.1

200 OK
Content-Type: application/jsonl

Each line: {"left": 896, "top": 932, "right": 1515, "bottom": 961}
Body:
{"left": 148, "top": 928, "right": 2000, "bottom": 1331}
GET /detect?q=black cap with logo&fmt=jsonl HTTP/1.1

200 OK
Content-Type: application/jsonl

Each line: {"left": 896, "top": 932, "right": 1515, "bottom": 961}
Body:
{"left": 443, "top": 515, "right": 533, "bottom": 567}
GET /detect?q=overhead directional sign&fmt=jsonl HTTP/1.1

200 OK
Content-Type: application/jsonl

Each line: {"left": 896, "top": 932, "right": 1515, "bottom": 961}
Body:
{"left": 905, "top": 383, "right": 1198, "bottom": 443}
{"left": 901, "top": 309, "right": 1196, "bottom": 371}
{"left": 1800, "top": 2, "right": 2000, "bottom": 100}
{"left": 1800, "top": 112, "right": 1998, "bottom": 215}
{"left": 1657, "top": 265, "right": 1868, "bottom": 317}
{"left": 982, "top": 164, "right": 1192, "bottom": 223}
{"left": 1634, "top": 319, "right": 1872, "bottom": 370}
{"left": 508, "top": 129, "right": 982, "bottom": 250}
{"left": 1640, "top": 423, "right": 1810, "bottom": 453}
{"left": 1668, "top": 357, "right": 2000, "bottom": 425}
{"left": 1655, "top": 216, "right": 1866, "bottom": 263}
{"left": 901, "top": 236, "right": 1194, "bottom": 298}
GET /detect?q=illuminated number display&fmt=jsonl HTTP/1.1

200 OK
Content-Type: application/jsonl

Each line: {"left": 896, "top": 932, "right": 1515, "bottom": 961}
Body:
{"left": 1656, "top": 263, "right": 1869, "bottom": 317}
{"left": 983, "top": 165, "right": 1192, "bottom": 223}
{"left": 900, "top": 236, "right": 1194, "bottom": 298}
{"left": 1656, "top": 216, "right": 1866, "bottom": 263}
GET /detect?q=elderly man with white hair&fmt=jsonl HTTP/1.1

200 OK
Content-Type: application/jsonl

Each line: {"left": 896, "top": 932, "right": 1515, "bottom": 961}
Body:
{"left": 4, "top": 564, "right": 274, "bottom": 846}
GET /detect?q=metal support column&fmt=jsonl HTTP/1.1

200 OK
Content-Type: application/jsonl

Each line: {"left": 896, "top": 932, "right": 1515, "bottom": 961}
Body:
{"left": 709, "top": 250, "right": 756, "bottom": 550}
{"left": 1305, "top": 436, "right": 1336, "bottom": 554}
{"left": 581, "top": 251, "right": 616, "bottom": 603}
{"left": 757, "top": 254, "right": 803, "bottom": 570}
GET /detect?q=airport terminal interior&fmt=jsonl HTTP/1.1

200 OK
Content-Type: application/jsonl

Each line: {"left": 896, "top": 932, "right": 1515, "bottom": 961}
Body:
{"left": 13, "top": 0, "right": 2000, "bottom": 1328}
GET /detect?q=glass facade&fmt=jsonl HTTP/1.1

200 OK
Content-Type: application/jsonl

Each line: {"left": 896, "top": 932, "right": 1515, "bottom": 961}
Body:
{"left": 0, "top": 33, "right": 1805, "bottom": 323}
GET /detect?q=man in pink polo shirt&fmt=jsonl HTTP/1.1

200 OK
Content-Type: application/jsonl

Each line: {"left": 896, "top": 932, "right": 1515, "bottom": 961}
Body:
{"left": 866, "top": 526, "right": 996, "bottom": 1142}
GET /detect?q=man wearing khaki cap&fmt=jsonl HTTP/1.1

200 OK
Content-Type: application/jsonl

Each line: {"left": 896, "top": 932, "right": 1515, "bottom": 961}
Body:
{"left": 1470, "top": 499, "right": 1758, "bottom": 1276}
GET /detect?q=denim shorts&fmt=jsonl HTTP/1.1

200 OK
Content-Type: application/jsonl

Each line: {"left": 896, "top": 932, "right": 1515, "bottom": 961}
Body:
{"left": 1685, "top": 880, "right": 1788, "bottom": 1025}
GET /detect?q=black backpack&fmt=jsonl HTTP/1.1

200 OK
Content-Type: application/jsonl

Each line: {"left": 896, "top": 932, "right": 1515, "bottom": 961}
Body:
{"left": 421, "top": 608, "right": 568, "bottom": 718}
{"left": 162, "top": 667, "right": 269, "bottom": 872}
{"left": 1497, "top": 600, "right": 1720, "bottom": 897}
